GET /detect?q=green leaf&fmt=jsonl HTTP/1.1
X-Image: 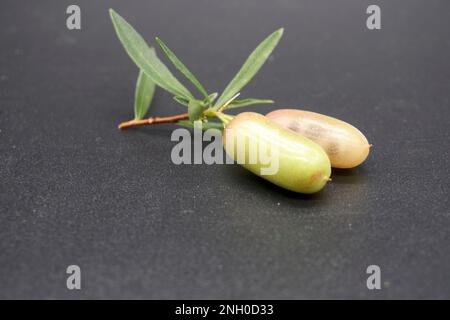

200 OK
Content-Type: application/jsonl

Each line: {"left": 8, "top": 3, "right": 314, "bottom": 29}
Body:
{"left": 214, "top": 28, "right": 284, "bottom": 109}
{"left": 205, "top": 92, "right": 218, "bottom": 105}
{"left": 225, "top": 98, "right": 273, "bottom": 110}
{"left": 176, "top": 120, "right": 194, "bottom": 128}
{"left": 188, "top": 99, "right": 204, "bottom": 122}
{"left": 109, "top": 9, "right": 193, "bottom": 99}
{"left": 134, "top": 69, "right": 156, "bottom": 120}
{"left": 203, "top": 122, "right": 224, "bottom": 130}
{"left": 173, "top": 96, "right": 189, "bottom": 107}
{"left": 156, "top": 37, "right": 209, "bottom": 101}
{"left": 177, "top": 120, "right": 224, "bottom": 131}
{"left": 193, "top": 120, "right": 203, "bottom": 131}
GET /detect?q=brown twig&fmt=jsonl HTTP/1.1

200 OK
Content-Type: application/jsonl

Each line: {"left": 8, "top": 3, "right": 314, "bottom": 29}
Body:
{"left": 118, "top": 113, "right": 189, "bottom": 129}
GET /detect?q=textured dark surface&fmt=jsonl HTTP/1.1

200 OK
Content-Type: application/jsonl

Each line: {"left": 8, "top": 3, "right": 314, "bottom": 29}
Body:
{"left": 0, "top": 0, "right": 449, "bottom": 299}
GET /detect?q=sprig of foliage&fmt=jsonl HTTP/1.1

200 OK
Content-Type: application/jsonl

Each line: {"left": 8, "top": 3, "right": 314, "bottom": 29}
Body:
{"left": 109, "top": 9, "right": 283, "bottom": 127}
{"left": 134, "top": 70, "right": 155, "bottom": 120}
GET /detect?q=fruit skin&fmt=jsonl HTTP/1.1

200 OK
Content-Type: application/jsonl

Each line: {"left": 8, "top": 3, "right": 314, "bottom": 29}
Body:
{"left": 266, "top": 109, "right": 370, "bottom": 169}
{"left": 223, "top": 112, "right": 331, "bottom": 194}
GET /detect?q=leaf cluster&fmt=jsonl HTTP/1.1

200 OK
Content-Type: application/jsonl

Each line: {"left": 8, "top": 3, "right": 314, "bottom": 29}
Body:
{"left": 109, "top": 9, "right": 283, "bottom": 127}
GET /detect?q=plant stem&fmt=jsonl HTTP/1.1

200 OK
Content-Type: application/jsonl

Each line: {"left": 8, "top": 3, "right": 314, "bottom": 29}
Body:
{"left": 118, "top": 108, "right": 235, "bottom": 129}
{"left": 118, "top": 113, "right": 189, "bottom": 129}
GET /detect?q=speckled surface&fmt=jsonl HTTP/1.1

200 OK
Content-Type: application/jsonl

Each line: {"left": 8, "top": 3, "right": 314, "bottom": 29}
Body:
{"left": 0, "top": 0, "right": 449, "bottom": 299}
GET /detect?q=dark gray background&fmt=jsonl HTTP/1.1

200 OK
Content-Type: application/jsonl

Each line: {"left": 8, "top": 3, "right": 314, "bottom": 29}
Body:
{"left": 0, "top": 0, "right": 449, "bottom": 299}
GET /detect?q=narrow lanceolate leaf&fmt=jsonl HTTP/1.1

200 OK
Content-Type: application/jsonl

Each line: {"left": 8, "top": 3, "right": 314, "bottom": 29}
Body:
{"left": 225, "top": 99, "right": 273, "bottom": 110}
{"left": 214, "top": 28, "right": 284, "bottom": 109}
{"left": 173, "top": 96, "right": 189, "bottom": 107}
{"left": 134, "top": 69, "right": 156, "bottom": 120}
{"left": 206, "top": 92, "right": 218, "bottom": 105}
{"left": 109, "top": 9, "right": 193, "bottom": 99}
{"left": 156, "top": 37, "right": 209, "bottom": 101}
{"left": 177, "top": 120, "right": 224, "bottom": 131}
{"left": 188, "top": 99, "right": 204, "bottom": 122}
